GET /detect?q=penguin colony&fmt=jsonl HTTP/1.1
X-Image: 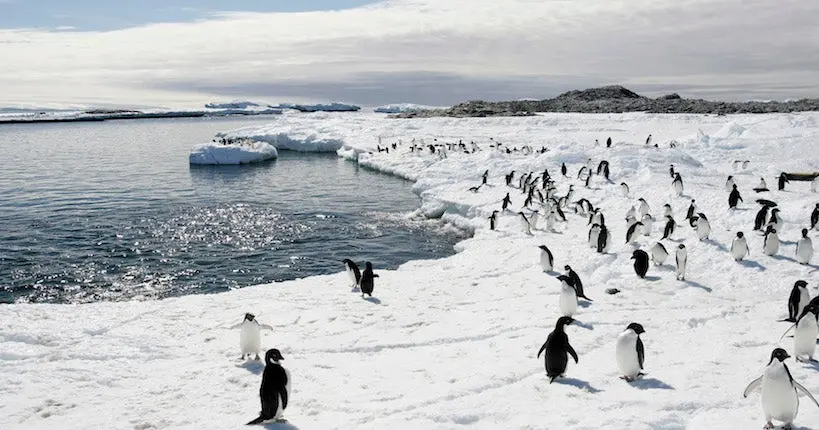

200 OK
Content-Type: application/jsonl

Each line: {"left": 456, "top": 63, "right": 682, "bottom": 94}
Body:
{"left": 236, "top": 134, "right": 818, "bottom": 428}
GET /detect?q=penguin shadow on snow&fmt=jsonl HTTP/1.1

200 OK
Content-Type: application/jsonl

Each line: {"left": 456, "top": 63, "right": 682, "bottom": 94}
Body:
{"left": 363, "top": 296, "right": 382, "bottom": 304}
{"left": 643, "top": 275, "right": 662, "bottom": 282}
{"left": 553, "top": 377, "right": 602, "bottom": 393}
{"left": 236, "top": 360, "right": 265, "bottom": 375}
{"left": 630, "top": 377, "right": 674, "bottom": 390}
{"left": 578, "top": 301, "right": 592, "bottom": 309}
{"left": 701, "top": 238, "right": 728, "bottom": 252}
{"left": 738, "top": 259, "right": 766, "bottom": 271}
{"left": 571, "top": 319, "right": 594, "bottom": 331}
{"left": 769, "top": 254, "right": 800, "bottom": 264}
{"left": 683, "top": 280, "right": 712, "bottom": 292}
{"left": 260, "top": 421, "right": 300, "bottom": 430}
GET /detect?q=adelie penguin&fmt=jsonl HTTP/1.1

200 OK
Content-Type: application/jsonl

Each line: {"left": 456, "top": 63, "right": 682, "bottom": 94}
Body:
{"left": 811, "top": 203, "right": 819, "bottom": 230}
{"left": 675, "top": 244, "right": 687, "bottom": 281}
{"left": 661, "top": 215, "right": 676, "bottom": 240}
{"left": 767, "top": 208, "right": 783, "bottom": 233}
{"left": 517, "top": 212, "right": 533, "bottom": 235}
{"left": 501, "top": 193, "right": 512, "bottom": 211}
{"left": 784, "top": 280, "right": 810, "bottom": 323}
{"left": 631, "top": 250, "right": 649, "bottom": 278}
{"left": 247, "top": 349, "right": 291, "bottom": 425}
{"left": 616, "top": 323, "right": 646, "bottom": 382}
{"left": 753, "top": 178, "right": 769, "bottom": 193}
{"left": 556, "top": 275, "right": 579, "bottom": 317}
{"left": 342, "top": 259, "right": 362, "bottom": 290}
{"left": 729, "top": 184, "right": 743, "bottom": 209}
{"left": 743, "top": 348, "right": 819, "bottom": 430}
{"left": 626, "top": 222, "right": 643, "bottom": 244}
{"left": 641, "top": 214, "right": 654, "bottom": 236}
{"left": 638, "top": 198, "right": 650, "bottom": 218}
{"left": 685, "top": 199, "right": 696, "bottom": 220}
{"left": 538, "top": 245, "right": 554, "bottom": 272}
{"left": 763, "top": 226, "right": 779, "bottom": 256}
{"left": 597, "top": 224, "right": 611, "bottom": 254}
{"left": 561, "top": 162, "right": 567, "bottom": 177}
{"left": 359, "top": 262, "right": 379, "bottom": 298}
{"left": 672, "top": 173, "right": 684, "bottom": 196}
{"left": 795, "top": 228, "right": 813, "bottom": 264}
{"left": 731, "top": 232, "right": 749, "bottom": 261}
{"left": 232, "top": 313, "right": 275, "bottom": 361}
{"left": 754, "top": 205, "right": 770, "bottom": 231}
{"left": 620, "top": 182, "right": 630, "bottom": 197}
{"left": 564, "top": 265, "right": 591, "bottom": 301}
{"left": 662, "top": 203, "right": 672, "bottom": 218}
{"left": 784, "top": 303, "right": 819, "bottom": 363}
{"left": 725, "top": 175, "right": 735, "bottom": 192}
{"left": 537, "top": 316, "right": 579, "bottom": 383}
{"left": 489, "top": 210, "right": 499, "bottom": 231}
{"left": 778, "top": 172, "right": 790, "bottom": 191}
{"left": 694, "top": 213, "right": 711, "bottom": 240}
{"left": 650, "top": 242, "right": 668, "bottom": 265}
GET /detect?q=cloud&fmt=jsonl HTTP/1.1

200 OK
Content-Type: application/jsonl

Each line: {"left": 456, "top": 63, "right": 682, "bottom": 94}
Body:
{"left": 0, "top": 0, "right": 817, "bottom": 108}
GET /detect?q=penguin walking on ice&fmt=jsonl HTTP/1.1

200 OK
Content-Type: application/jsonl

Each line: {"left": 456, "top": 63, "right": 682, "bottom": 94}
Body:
{"left": 754, "top": 206, "right": 770, "bottom": 231}
{"left": 811, "top": 203, "right": 819, "bottom": 230}
{"left": 501, "top": 193, "right": 512, "bottom": 211}
{"left": 763, "top": 226, "right": 780, "bottom": 256}
{"left": 597, "top": 224, "right": 611, "bottom": 254}
{"left": 537, "top": 316, "right": 579, "bottom": 383}
{"left": 616, "top": 323, "right": 646, "bottom": 382}
{"left": 725, "top": 175, "right": 735, "bottom": 192}
{"left": 481, "top": 169, "right": 489, "bottom": 185}
{"left": 694, "top": 213, "right": 711, "bottom": 240}
{"left": 685, "top": 199, "right": 696, "bottom": 221}
{"left": 631, "top": 250, "right": 649, "bottom": 278}
{"left": 661, "top": 215, "right": 676, "bottom": 240}
{"left": 232, "top": 313, "right": 275, "bottom": 361}
{"left": 743, "top": 348, "right": 819, "bottom": 430}
{"left": 538, "top": 245, "right": 554, "bottom": 272}
{"left": 767, "top": 208, "right": 784, "bottom": 233}
{"left": 620, "top": 182, "right": 630, "bottom": 197}
{"left": 517, "top": 212, "right": 533, "bottom": 235}
{"left": 669, "top": 164, "right": 675, "bottom": 179}
{"left": 561, "top": 163, "right": 567, "bottom": 177}
{"left": 729, "top": 184, "right": 743, "bottom": 209}
{"left": 790, "top": 303, "right": 819, "bottom": 363}
{"left": 588, "top": 224, "right": 601, "bottom": 249}
{"left": 641, "top": 214, "right": 654, "bottom": 236}
{"left": 778, "top": 172, "right": 790, "bottom": 191}
{"left": 675, "top": 244, "right": 687, "bottom": 281}
{"left": 626, "top": 222, "right": 643, "bottom": 244}
{"left": 645, "top": 134, "right": 652, "bottom": 146}
{"left": 359, "top": 262, "right": 379, "bottom": 298}
{"left": 672, "top": 173, "right": 684, "bottom": 196}
{"left": 784, "top": 280, "right": 810, "bottom": 323}
{"left": 795, "top": 229, "right": 813, "bottom": 264}
{"left": 638, "top": 198, "right": 650, "bottom": 218}
{"left": 564, "top": 265, "right": 592, "bottom": 301}
{"left": 663, "top": 203, "right": 672, "bottom": 218}
{"left": 342, "top": 259, "right": 362, "bottom": 289}
{"left": 650, "top": 242, "right": 668, "bottom": 265}
{"left": 489, "top": 210, "right": 498, "bottom": 231}
{"left": 731, "top": 232, "right": 750, "bottom": 261}
{"left": 606, "top": 137, "right": 612, "bottom": 148}
{"left": 556, "top": 275, "right": 578, "bottom": 317}
{"left": 247, "top": 349, "right": 291, "bottom": 425}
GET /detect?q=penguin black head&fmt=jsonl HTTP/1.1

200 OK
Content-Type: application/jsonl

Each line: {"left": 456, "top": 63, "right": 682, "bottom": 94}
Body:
{"left": 538, "top": 245, "right": 548, "bottom": 251}
{"left": 796, "top": 280, "right": 808, "bottom": 289}
{"left": 564, "top": 265, "right": 572, "bottom": 272}
{"left": 244, "top": 313, "right": 255, "bottom": 321}
{"left": 365, "top": 262, "right": 373, "bottom": 270}
{"left": 802, "top": 228, "right": 809, "bottom": 238}
{"left": 626, "top": 322, "right": 645, "bottom": 335}
{"left": 630, "top": 250, "right": 643, "bottom": 259}
{"left": 555, "top": 316, "right": 574, "bottom": 328}
{"left": 556, "top": 274, "right": 573, "bottom": 285}
{"left": 678, "top": 244, "right": 685, "bottom": 249}
{"left": 266, "top": 348, "right": 284, "bottom": 363}
{"left": 768, "top": 348, "right": 790, "bottom": 364}
{"left": 727, "top": 175, "right": 733, "bottom": 180}
{"left": 736, "top": 231, "right": 744, "bottom": 239}
{"left": 732, "top": 184, "right": 737, "bottom": 189}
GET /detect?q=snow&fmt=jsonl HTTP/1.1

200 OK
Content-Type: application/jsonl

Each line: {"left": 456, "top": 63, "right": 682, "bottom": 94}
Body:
{"left": 292, "top": 102, "right": 361, "bottom": 112}
{"left": 189, "top": 141, "right": 278, "bottom": 165}
{"left": 205, "top": 101, "right": 261, "bottom": 109}
{"left": 374, "top": 103, "right": 442, "bottom": 114}
{"left": 3, "top": 112, "right": 819, "bottom": 429}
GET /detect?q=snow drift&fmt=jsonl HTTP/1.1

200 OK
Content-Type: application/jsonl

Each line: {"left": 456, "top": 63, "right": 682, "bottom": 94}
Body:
{"left": 189, "top": 141, "right": 278, "bottom": 165}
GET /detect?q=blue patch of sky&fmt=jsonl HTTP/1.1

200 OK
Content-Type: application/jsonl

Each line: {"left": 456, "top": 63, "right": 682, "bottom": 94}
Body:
{"left": 0, "top": 0, "right": 379, "bottom": 31}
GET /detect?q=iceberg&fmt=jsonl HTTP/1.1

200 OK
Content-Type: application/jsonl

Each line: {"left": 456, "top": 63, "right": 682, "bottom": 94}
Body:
{"left": 292, "top": 102, "right": 361, "bottom": 112}
{"left": 373, "top": 103, "right": 440, "bottom": 113}
{"left": 188, "top": 140, "right": 278, "bottom": 165}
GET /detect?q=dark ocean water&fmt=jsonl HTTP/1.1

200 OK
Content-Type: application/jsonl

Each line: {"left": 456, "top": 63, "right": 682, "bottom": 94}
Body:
{"left": 0, "top": 117, "right": 465, "bottom": 304}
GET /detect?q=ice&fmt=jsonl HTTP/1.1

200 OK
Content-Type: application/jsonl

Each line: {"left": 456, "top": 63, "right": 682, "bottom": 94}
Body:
{"left": 205, "top": 101, "right": 262, "bottom": 109}
{"left": 292, "top": 102, "right": 361, "bottom": 112}
{"left": 3, "top": 112, "right": 819, "bottom": 429}
{"left": 188, "top": 141, "right": 278, "bottom": 165}
{"left": 373, "top": 103, "right": 442, "bottom": 114}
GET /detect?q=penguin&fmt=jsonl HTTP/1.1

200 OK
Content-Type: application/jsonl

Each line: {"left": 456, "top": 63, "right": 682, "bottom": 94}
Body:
{"left": 812, "top": 203, "right": 819, "bottom": 230}
{"left": 650, "top": 242, "right": 668, "bottom": 266}
{"left": 778, "top": 172, "right": 789, "bottom": 191}
{"left": 501, "top": 193, "right": 512, "bottom": 211}
{"left": 729, "top": 185, "right": 743, "bottom": 209}
{"left": 662, "top": 203, "right": 672, "bottom": 218}
{"left": 675, "top": 244, "right": 687, "bottom": 281}
{"left": 661, "top": 216, "right": 676, "bottom": 240}
{"left": 556, "top": 275, "right": 578, "bottom": 317}
{"left": 588, "top": 224, "right": 601, "bottom": 249}
{"left": 645, "top": 134, "right": 652, "bottom": 145}
{"left": 763, "top": 226, "right": 779, "bottom": 256}
{"left": 606, "top": 137, "right": 612, "bottom": 148}
{"left": 359, "top": 262, "right": 378, "bottom": 297}
{"left": 793, "top": 304, "right": 819, "bottom": 363}
{"left": 795, "top": 229, "right": 813, "bottom": 264}
{"left": 767, "top": 208, "right": 784, "bottom": 233}
{"left": 342, "top": 259, "right": 361, "bottom": 289}
{"left": 565, "top": 185, "right": 575, "bottom": 204}
{"left": 753, "top": 178, "right": 769, "bottom": 193}
{"left": 489, "top": 210, "right": 498, "bottom": 231}
{"left": 620, "top": 182, "right": 630, "bottom": 197}
{"left": 616, "top": 323, "right": 645, "bottom": 382}
{"left": 626, "top": 222, "right": 643, "bottom": 244}
{"left": 597, "top": 224, "right": 611, "bottom": 254}
{"left": 561, "top": 163, "right": 567, "bottom": 177}
{"left": 694, "top": 213, "right": 711, "bottom": 240}
{"left": 685, "top": 199, "right": 696, "bottom": 220}
{"left": 725, "top": 175, "right": 735, "bottom": 192}
{"left": 641, "top": 214, "right": 654, "bottom": 236}
{"left": 638, "top": 198, "right": 650, "bottom": 218}
{"left": 669, "top": 164, "right": 676, "bottom": 179}
{"left": 529, "top": 210, "right": 540, "bottom": 230}
{"left": 564, "top": 265, "right": 591, "bottom": 301}
{"left": 754, "top": 206, "right": 770, "bottom": 231}
{"left": 625, "top": 205, "right": 637, "bottom": 221}
{"left": 631, "top": 250, "right": 649, "bottom": 278}
{"left": 481, "top": 169, "right": 489, "bottom": 185}
{"left": 743, "top": 348, "right": 819, "bottom": 430}
{"left": 538, "top": 245, "right": 554, "bottom": 272}
{"left": 517, "top": 211, "right": 532, "bottom": 235}
{"left": 537, "top": 316, "right": 579, "bottom": 383}
{"left": 672, "top": 173, "right": 684, "bottom": 196}
{"left": 233, "top": 313, "right": 274, "bottom": 361}
{"left": 785, "top": 280, "right": 810, "bottom": 323}
{"left": 731, "top": 232, "right": 749, "bottom": 261}
{"left": 743, "top": 160, "right": 750, "bottom": 169}
{"left": 247, "top": 349, "right": 291, "bottom": 425}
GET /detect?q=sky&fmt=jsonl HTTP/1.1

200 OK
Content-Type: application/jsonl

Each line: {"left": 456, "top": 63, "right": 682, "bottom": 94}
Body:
{"left": 0, "top": 0, "right": 818, "bottom": 109}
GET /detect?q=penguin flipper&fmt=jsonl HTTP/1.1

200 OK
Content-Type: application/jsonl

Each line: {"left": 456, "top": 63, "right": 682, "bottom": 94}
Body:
{"left": 794, "top": 382, "right": 819, "bottom": 409}
{"left": 743, "top": 375, "right": 763, "bottom": 398}
{"left": 246, "top": 415, "right": 266, "bottom": 425}
{"left": 537, "top": 341, "right": 548, "bottom": 359}
{"left": 566, "top": 343, "right": 579, "bottom": 364}
{"left": 637, "top": 337, "right": 645, "bottom": 370}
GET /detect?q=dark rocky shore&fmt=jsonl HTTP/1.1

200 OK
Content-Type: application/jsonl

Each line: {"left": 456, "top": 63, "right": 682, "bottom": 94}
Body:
{"left": 390, "top": 86, "right": 819, "bottom": 118}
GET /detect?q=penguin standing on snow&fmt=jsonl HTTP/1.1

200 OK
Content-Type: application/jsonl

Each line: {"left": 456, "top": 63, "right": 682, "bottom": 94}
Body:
{"left": 661, "top": 216, "right": 676, "bottom": 240}
{"left": 561, "top": 163, "right": 567, "bottom": 177}
{"left": 731, "top": 232, "right": 749, "bottom": 261}
{"left": 342, "top": 259, "right": 361, "bottom": 289}
{"left": 645, "top": 134, "right": 652, "bottom": 145}
{"left": 588, "top": 224, "right": 601, "bottom": 249}
{"left": 626, "top": 222, "right": 643, "bottom": 244}
{"left": 606, "top": 137, "right": 612, "bottom": 148}
{"left": 767, "top": 208, "right": 784, "bottom": 233}
{"left": 638, "top": 198, "right": 651, "bottom": 218}
{"left": 538, "top": 245, "right": 554, "bottom": 272}
{"left": 675, "top": 244, "right": 687, "bottom": 281}
{"left": 672, "top": 173, "right": 684, "bottom": 196}
{"left": 501, "top": 193, "right": 512, "bottom": 211}
{"left": 663, "top": 203, "right": 672, "bottom": 218}
{"left": 790, "top": 303, "right": 819, "bottom": 363}
{"left": 743, "top": 348, "right": 819, "bottom": 430}
{"left": 785, "top": 280, "right": 811, "bottom": 323}
{"left": 537, "top": 316, "right": 579, "bottom": 383}
{"left": 616, "top": 323, "right": 646, "bottom": 382}
{"left": 754, "top": 206, "right": 770, "bottom": 231}
{"left": 597, "top": 224, "right": 611, "bottom": 254}
{"left": 725, "top": 175, "right": 735, "bottom": 192}
{"left": 620, "top": 182, "right": 630, "bottom": 197}
{"left": 729, "top": 185, "right": 743, "bottom": 209}
{"left": 247, "top": 348, "right": 291, "bottom": 425}
{"left": 778, "top": 172, "right": 790, "bottom": 191}
{"left": 811, "top": 203, "right": 819, "bottom": 230}
{"left": 694, "top": 213, "right": 711, "bottom": 240}
{"left": 795, "top": 229, "right": 814, "bottom": 264}
{"left": 233, "top": 313, "right": 275, "bottom": 361}
{"left": 359, "top": 262, "right": 379, "bottom": 297}
{"left": 641, "top": 214, "right": 654, "bottom": 236}
{"left": 517, "top": 212, "right": 533, "bottom": 235}
{"left": 564, "top": 265, "right": 592, "bottom": 301}
{"left": 489, "top": 210, "right": 499, "bottom": 230}
{"left": 650, "top": 242, "right": 668, "bottom": 265}
{"left": 556, "top": 275, "right": 578, "bottom": 317}
{"left": 669, "top": 164, "right": 675, "bottom": 179}
{"left": 753, "top": 178, "right": 769, "bottom": 193}
{"left": 631, "top": 250, "right": 649, "bottom": 278}
{"left": 685, "top": 199, "right": 696, "bottom": 221}
{"left": 763, "top": 226, "right": 780, "bottom": 256}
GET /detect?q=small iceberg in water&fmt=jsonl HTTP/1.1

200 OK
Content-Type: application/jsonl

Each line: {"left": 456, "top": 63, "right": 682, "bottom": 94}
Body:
{"left": 189, "top": 138, "right": 278, "bottom": 165}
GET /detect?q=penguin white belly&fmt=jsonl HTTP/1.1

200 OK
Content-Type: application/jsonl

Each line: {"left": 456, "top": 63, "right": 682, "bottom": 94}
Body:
{"left": 799, "top": 289, "right": 811, "bottom": 317}
{"left": 697, "top": 221, "right": 710, "bottom": 240}
{"left": 601, "top": 231, "right": 612, "bottom": 253}
{"left": 764, "top": 235, "right": 779, "bottom": 256}
{"left": 240, "top": 322, "right": 262, "bottom": 355}
{"left": 796, "top": 238, "right": 813, "bottom": 264}
{"left": 345, "top": 267, "right": 357, "bottom": 285}
{"left": 529, "top": 212, "right": 540, "bottom": 229}
{"left": 588, "top": 230, "right": 600, "bottom": 248}
{"left": 813, "top": 176, "right": 819, "bottom": 192}
{"left": 651, "top": 245, "right": 667, "bottom": 266}
{"left": 540, "top": 252, "right": 552, "bottom": 272}
{"left": 275, "top": 367, "right": 292, "bottom": 420}
{"left": 731, "top": 239, "right": 748, "bottom": 260}
{"left": 642, "top": 219, "right": 653, "bottom": 236}
{"left": 794, "top": 317, "right": 818, "bottom": 359}
{"left": 673, "top": 182, "right": 683, "bottom": 195}
{"left": 639, "top": 204, "right": 649, "bottom": 218}
{"left": 761, "top": 367, "right": 798, "bottom": 422}
{"left": 616, "top": 332, "right": 641, "bottom": 378}
{"left": 559, "top": 286, "right": 577, "bottom": 316}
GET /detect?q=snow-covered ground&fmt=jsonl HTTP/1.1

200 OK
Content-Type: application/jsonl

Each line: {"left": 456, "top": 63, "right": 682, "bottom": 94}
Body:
{"left": 3, "top": 112, "right": 819, "bottom": 430}
{"left": 189, "top": 141, "right": 278, "bottom": 165}
{"left": 373, "top": 103, "right": 443, "bottom": 113}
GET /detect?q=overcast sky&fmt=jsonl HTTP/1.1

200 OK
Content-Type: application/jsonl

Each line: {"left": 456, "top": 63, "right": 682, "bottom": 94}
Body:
{"left": 1, "top": 0, "right": 817, "bottom": 109}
